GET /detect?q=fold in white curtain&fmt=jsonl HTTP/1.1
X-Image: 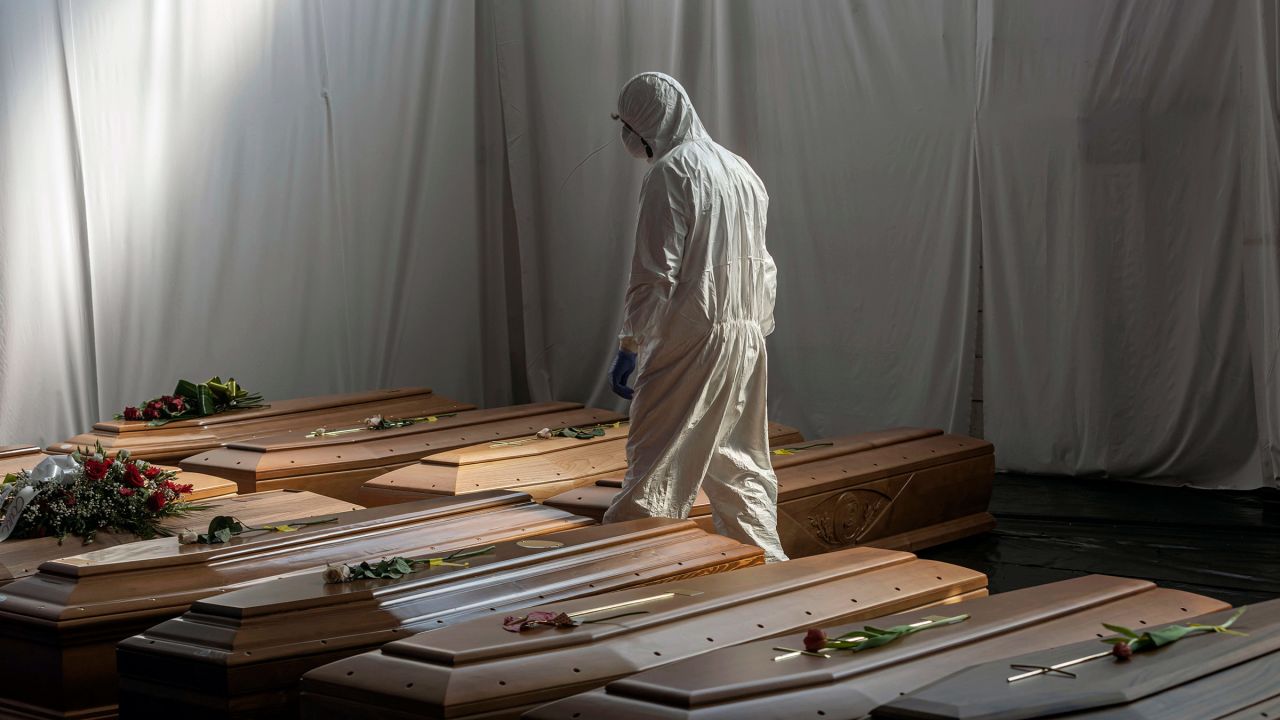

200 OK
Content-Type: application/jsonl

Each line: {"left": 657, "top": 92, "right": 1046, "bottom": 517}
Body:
{"left": 0, "top": 0, "right": 1276, "bottom": 488}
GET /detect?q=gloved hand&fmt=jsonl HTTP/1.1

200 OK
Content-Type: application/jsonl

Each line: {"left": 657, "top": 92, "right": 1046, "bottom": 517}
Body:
{"left": 608, "top": 349, "right": 637, "bottom": 400}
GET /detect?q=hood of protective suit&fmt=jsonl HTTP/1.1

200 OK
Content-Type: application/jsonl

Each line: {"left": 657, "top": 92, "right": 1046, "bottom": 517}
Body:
{"left": 616, "top": 72, "right": 709, "bottom": 163}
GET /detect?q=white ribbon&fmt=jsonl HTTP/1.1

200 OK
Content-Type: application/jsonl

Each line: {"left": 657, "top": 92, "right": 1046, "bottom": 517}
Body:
{"left": 0, "top": 455, "right": 80, "bottom": 542}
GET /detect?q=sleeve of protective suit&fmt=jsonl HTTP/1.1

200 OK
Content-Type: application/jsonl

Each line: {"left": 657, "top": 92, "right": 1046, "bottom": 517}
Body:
{"left": 619, "top": 165, "right": 691, "bottom": 351}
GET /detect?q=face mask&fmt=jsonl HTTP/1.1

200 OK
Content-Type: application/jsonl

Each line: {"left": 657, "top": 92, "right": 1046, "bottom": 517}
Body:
{"left": 622, "top": 126, "right": 650, "bottom": 160}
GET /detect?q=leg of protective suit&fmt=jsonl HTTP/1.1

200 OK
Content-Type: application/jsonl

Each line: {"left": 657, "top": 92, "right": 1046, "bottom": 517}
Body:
{"left": 698, "top": 346, "right": 789, "bottom": 563}
{"left": 604, "top": 327, "right": 788, "bottom": 563}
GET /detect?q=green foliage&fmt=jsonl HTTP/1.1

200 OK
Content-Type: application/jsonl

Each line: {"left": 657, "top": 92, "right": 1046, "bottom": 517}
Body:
{"left": 1101, "top": 608, "right": 1248, "bottom": 652}
{"left": 824, "top": 614, "right": 969, "bottom": 653}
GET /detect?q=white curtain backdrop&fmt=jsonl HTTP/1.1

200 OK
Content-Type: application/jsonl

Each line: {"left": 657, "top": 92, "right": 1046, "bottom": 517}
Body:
{"left": 0, "top": 0, "right": 1276, "bottom": 488}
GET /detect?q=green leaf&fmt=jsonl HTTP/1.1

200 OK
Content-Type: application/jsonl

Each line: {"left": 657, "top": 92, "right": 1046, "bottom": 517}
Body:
{"left": 174, "top": 379, "right": 201, "bottom": 402}
{"left": 213, "top": 528, "right": 233, "bottom": 543}
{"left": 1102, "top": 623, "right": 1140, "bottom": 639}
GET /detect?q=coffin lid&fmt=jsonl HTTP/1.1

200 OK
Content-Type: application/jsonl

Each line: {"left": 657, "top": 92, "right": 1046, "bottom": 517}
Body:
{"left": 0, "top": 490, "right": 560, "bottom": 624}
{"left": 91, "top": 387, "right": 436, "bottom": 435}
{"left": 0, "top": 445, "right": 40, "bottom": 460}
{"left": 221, "top": 401, "right": 587, "bottom": 453}
{"left": 190, "top": 518, "right": 737, "bottom": 619}
{"left": 875, "top": 599, "right": 1280, "bottom": 720}
{"left": 422, "top": 419, "right": 627, "bottom": 466}
{"left": 601, "top": 576, "right": 1226, "bottom": 709}
{"left": 0, "top": 490, "right": 358, "bottom": 584}
{"left": 299, "top": 551, "right": 985, "bottom": 717}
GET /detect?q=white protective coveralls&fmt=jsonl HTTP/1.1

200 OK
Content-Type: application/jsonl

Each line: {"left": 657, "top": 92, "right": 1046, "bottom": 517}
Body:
{"left": 603, "top": 72, "right": 788, "bottom": 563}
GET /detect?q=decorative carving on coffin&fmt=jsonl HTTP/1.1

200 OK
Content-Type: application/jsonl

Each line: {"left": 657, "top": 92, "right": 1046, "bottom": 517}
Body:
{"left": 524, "top": 575, "right": 1232, "bottom": 720}
{"left": 115, "top": 518, "right": 764, "bottom": 719}
{"left": 297, "top": 547, "right": 985, "bottom": 720}
{"left": 805, "top": 486, "right": 895, "bottom": 547}
{"left": 0, "top": 491, "right": 589, "bottom": 720}
{"left": 47, "top": 387, "right": 476, "bottom": 462}
{"left": 183, "top": 402, "right": 627, "bottom": 503}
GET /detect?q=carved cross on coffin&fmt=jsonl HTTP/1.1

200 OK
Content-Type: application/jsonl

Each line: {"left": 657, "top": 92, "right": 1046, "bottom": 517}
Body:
{"left": 115, "top": 517, "right": 764, "bottom": 719}
{"left": 298, "top": 546, "right": 986, "bottom": 720}
{"left": 525, "top": 575, "right": 1231, "bottom": 720}
{"left": 875, "top": 599, "right": 1280, "bottom": 720}
{"left": 0, "top": 491, "right": 590, "bottom": 719}
{"left": 181, "top": 402, "right": 627, "bottom": 503}
{"left": 47, "top": 387, "right": 475, "bottom": 462}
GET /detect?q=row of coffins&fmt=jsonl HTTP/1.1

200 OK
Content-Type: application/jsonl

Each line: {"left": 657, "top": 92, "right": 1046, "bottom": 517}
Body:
{"left": 48, "top": 387, "right": 476, "bottom": 462}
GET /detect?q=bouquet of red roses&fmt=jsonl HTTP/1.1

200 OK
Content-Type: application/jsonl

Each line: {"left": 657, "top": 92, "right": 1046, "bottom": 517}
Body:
{"left": 117, "top": 376, "right": 265, "bottom": 426}
{"left": 0, "top": 444, "right": 206, "bottom": 544}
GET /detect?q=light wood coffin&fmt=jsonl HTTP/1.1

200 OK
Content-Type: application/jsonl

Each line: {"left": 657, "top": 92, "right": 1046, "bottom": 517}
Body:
{"left": 298, "top": 546, "right": 986, "bottom": 720}
{"left": 524, "top": 575, "right": 1230, "bottom": 720}
{"left": 47, "top": 387, "right": 475, "bottom": 462}
{"left": 0, "top": 490, "right": 359, "bottom": 586}
{"left": 115, "top": 518, "right": 764, "bottom": 719}
{"left": 358, "top": 420, "right": 805, "bottom": 506}
{"left": 182, "top": 402, "right": 627, "bottom": 503}
{"left": 0, "top": 491, "right": 589, "bottom": 720}
{"left": 874, "top": 598, "right": 1280, "bottom": 720}
{"left": 545, "top": 427, "right": 996, "bottom": 557}
{"left": 0, "top": 446, "right": 237, "bottom": 501}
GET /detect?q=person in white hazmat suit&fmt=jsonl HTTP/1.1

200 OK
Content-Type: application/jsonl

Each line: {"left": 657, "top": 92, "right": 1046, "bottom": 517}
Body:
{"left": 604, "top": 72, "right": 788, "bottom": 563}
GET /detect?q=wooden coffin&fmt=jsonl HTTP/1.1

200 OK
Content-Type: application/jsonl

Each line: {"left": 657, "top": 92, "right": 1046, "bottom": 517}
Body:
{"left": 182, "top": 402, "right": 627, "bottom": 503}
{"left": 0, "top": 491, "right": 588, "bottom": 720}
{"left": 523, "top": 575, "right": 1230, "bottom": 720}
{"left": 358, "top": 420, "right": 804, "bottom": 506}
{"left": 875, "top": 599, "right": 1280, "bottom": 720}
{"left": 0, "top": 489, "right": 359, "bottom": 586}
{"left": 298, "top": 546, "right": 986, "bottom": 720}
{"left": 0, "top": 445, "right": 237, "bottom": 502}
{"left": 47, "top": 386, "right": 475, "bottom": 462}
{"left": 545, "top": 427, "right": 995, "bottom": 557}
{"left": 115, "top": 518, "right": 763, "bottom": 719}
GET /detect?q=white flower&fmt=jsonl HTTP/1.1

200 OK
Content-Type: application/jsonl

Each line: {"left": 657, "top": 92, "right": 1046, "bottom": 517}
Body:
{"left": 536, "top": 428, "right": 553, "bottom": 439}
{"left": 323, "top": 563, "right": 353, "bottom": 584}
{"left": 177, "top": 530, "right": 200, "bottom": 545}
{"left": 366, "top": 415, "right": 384, "bottom": 429}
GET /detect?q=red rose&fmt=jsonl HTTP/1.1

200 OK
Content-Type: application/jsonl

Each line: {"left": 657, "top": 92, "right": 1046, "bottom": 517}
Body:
{"left": 147, "top": 492, "right": 167, "bottom": 511}
{"left": 118, "top": 486, "right": 135, "bottom": 497}
{"left": 803, "top": 628, "right": 828, "bottom": 653}
{"left": 142, "top": 407, "right": 160, "bottom": 420}
{"left": 160, "top": 395, "right": 175, "bottom": 404}
{"left": 124, "top": 463, "right": 147, "bottom": 487}
{"left": 166, "top": 396, "right": 187, "bottom": 414}
{"left": 64, "top": 493, "right": 77, "bottom": 507}
{"left": 83, "top": 457, "right": 113, "bottom": 481}
{"left": 123, "top": 406, "right": 143, "bottom": 421}
{"left": 1111, "top": 642, "right": 1133, "bottom": 661}
{"left": 147, "top": 400, "right": 165, "bottom": 412}
{"left": 165, "top": 480, "right": 194, "bottom": 495}
{"left": 142, "top": 464, "right": 162, "bottom": 479}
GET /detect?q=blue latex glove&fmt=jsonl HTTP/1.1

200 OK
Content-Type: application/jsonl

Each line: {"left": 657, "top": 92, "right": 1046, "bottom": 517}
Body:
{"left": 608, "top": 349, "right": 637, "bottom": 400}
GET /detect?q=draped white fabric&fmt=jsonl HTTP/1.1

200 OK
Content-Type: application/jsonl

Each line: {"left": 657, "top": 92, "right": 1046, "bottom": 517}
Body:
{"left": 0, "top": 0, "right": 1275, "bottom": 488}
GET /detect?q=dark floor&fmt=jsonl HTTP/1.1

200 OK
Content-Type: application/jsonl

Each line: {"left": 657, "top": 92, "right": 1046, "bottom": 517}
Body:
{"left": 919, "top": 473, "right": 1280, "bottom": 608}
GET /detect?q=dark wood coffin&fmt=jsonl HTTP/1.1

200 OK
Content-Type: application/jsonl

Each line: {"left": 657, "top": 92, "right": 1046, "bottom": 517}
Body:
{"left": 358, "top": 421, "right": 803, "bottom": 506}
{"left": 874, "top": 599, "right": 1280, "bottom": 720}
{"left": 0, "top": 492, "right": 589, "bottom": 720}
{"left": 115, "top": 518, "right": 764, "bottom": 719}
{"left": 181, "top": 402, "right": 627, "bottom": 503}
{"left": 0, "top": 489, "right": 359, "bottom": 586}
{"left": 298, "top": 546, "right": 986, "bottom": 720}
{"left": 525, "top": 575, "right": 1230, "bottom": 720}
{"left": 47, "top": 387, "right": 475, "bottom": 462}
{"left": 545, "top": 427, "right": 995, "bottom": 557}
